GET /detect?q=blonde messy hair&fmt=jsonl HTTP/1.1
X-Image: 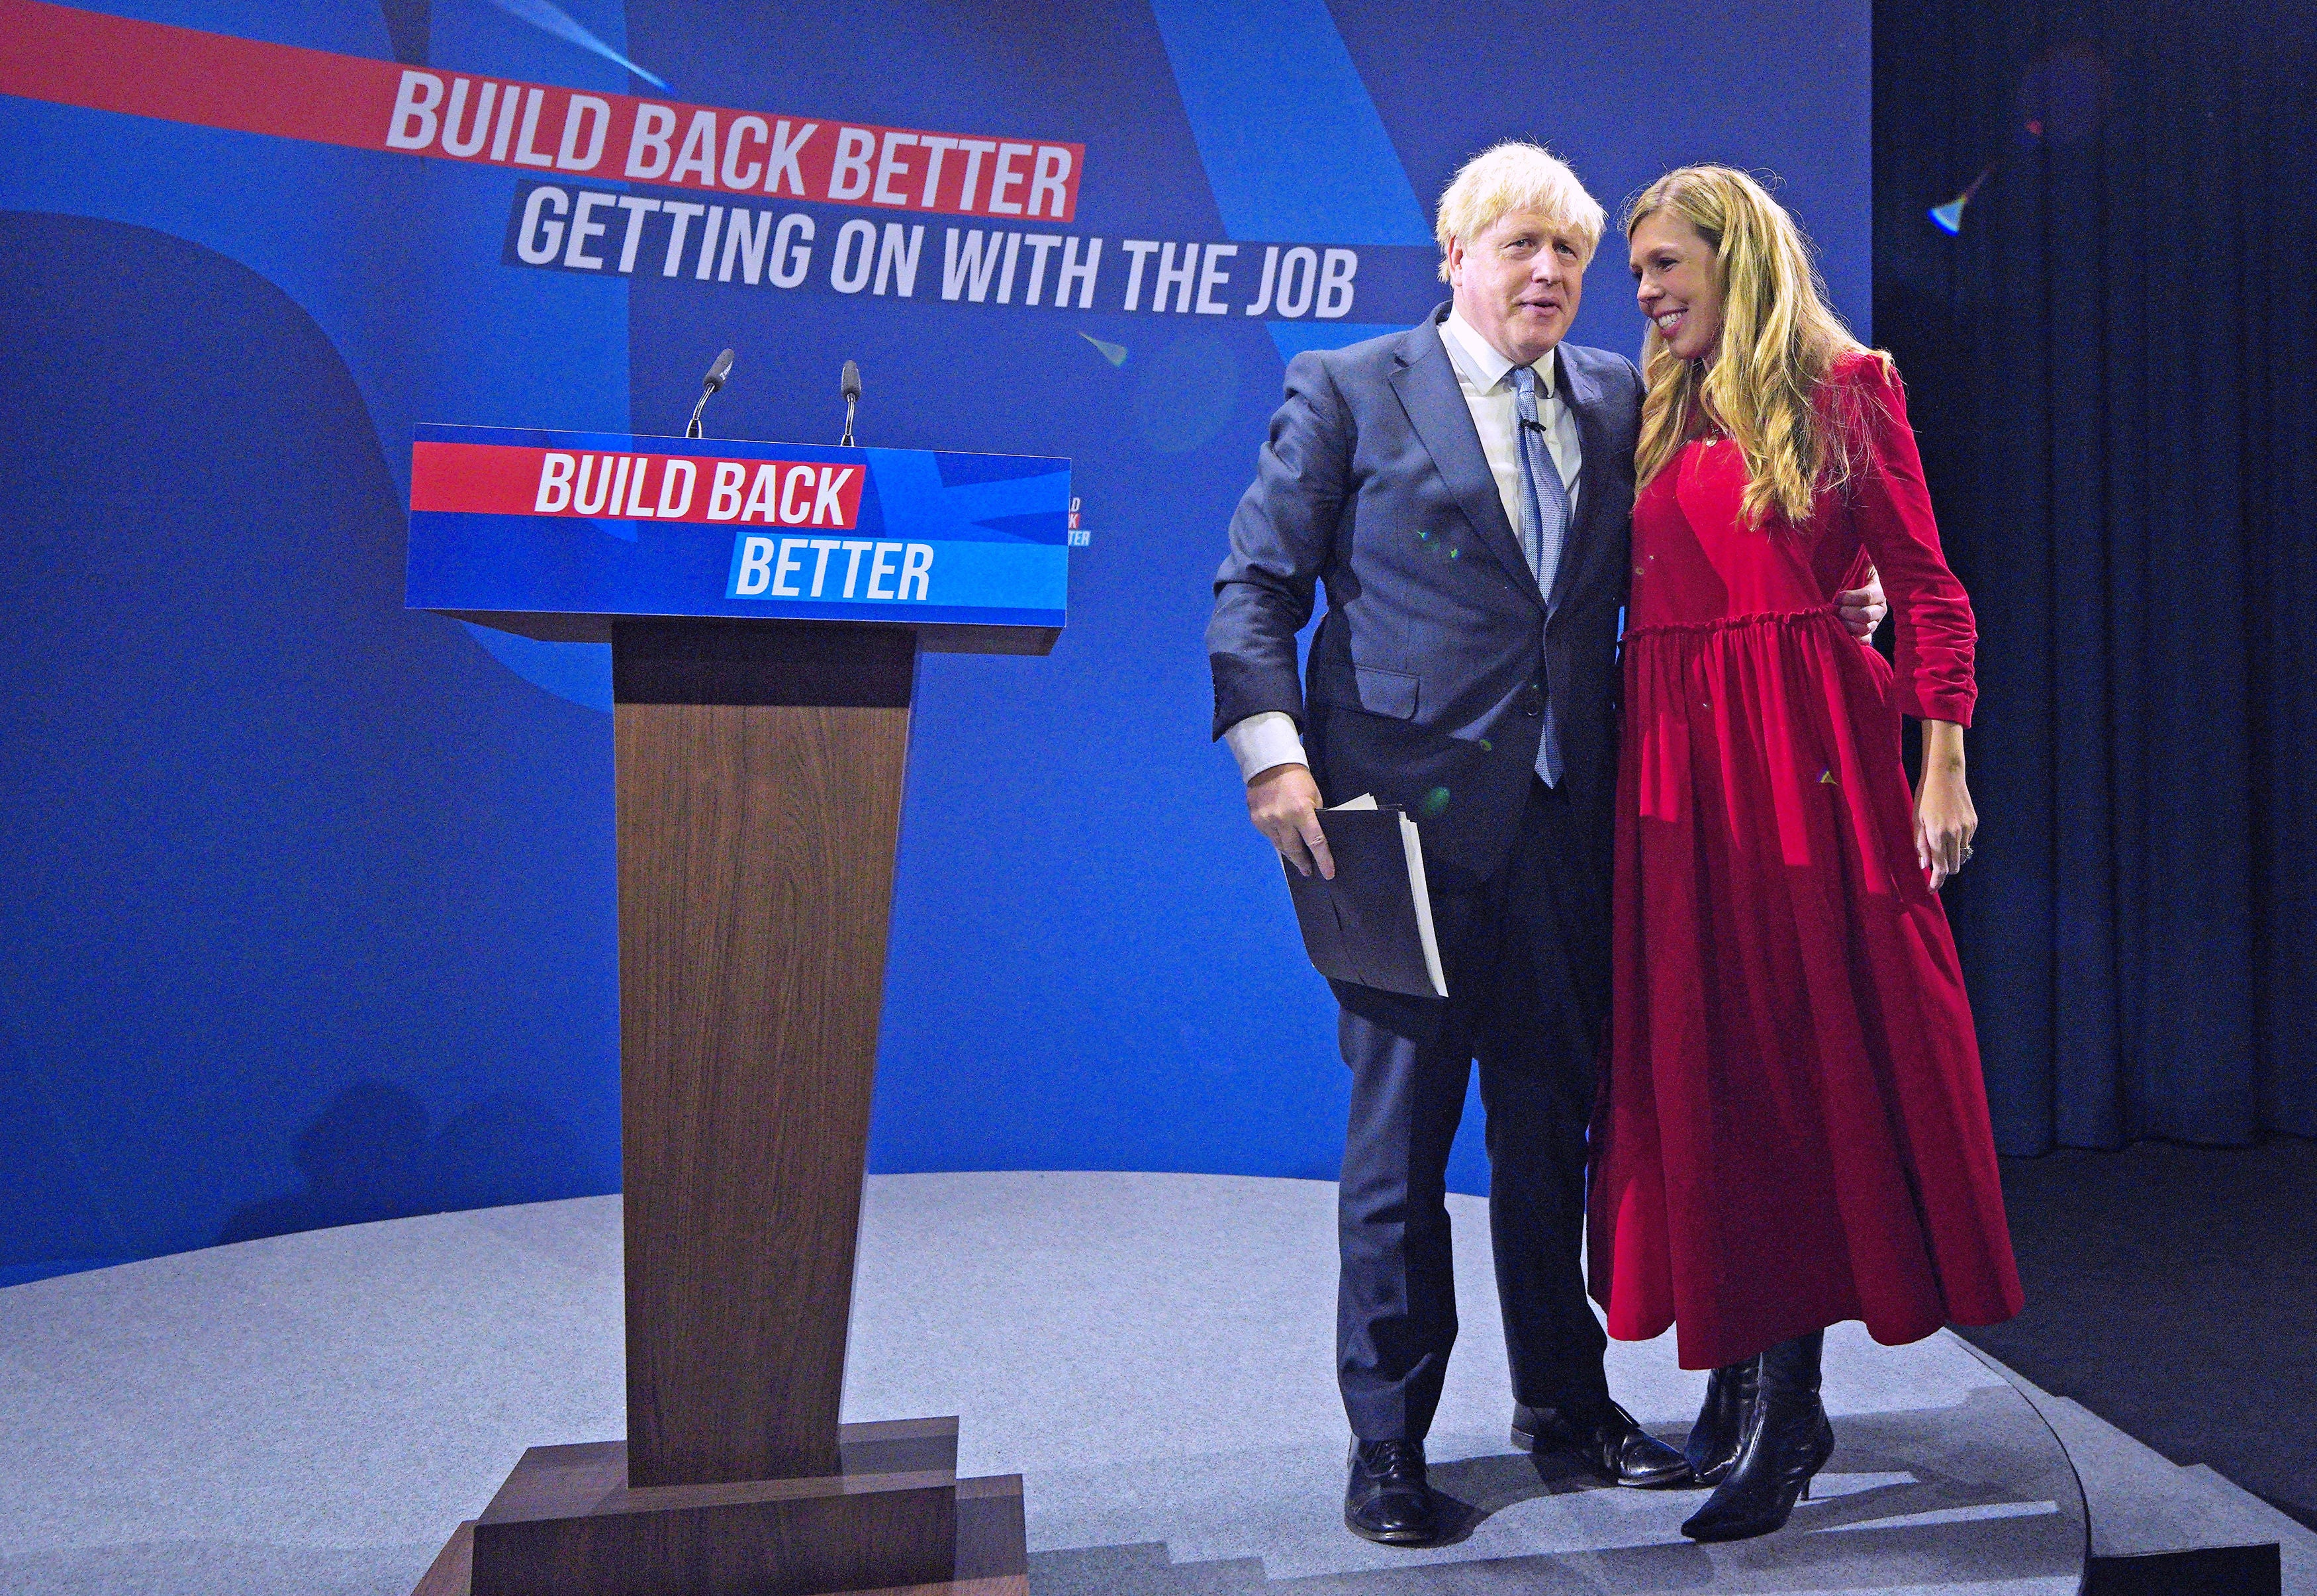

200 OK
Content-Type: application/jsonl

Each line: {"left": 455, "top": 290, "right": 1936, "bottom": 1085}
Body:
{"left": 1435, "top": 142, "right": 1607, "bottom": 281}
{"left": 1625, "top": 165, "right": 1885, "bottom": 526}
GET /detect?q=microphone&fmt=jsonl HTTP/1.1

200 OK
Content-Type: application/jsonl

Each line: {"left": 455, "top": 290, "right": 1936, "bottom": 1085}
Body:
{"left": 685, "top": 348, "right": 735, "bottom": 439}
{"left": 839, "top": 359, "right": 861, "bottom": 447}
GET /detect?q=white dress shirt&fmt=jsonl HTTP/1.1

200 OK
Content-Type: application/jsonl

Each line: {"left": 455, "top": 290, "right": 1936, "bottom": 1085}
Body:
{"left": 1224, "top": 311, "right": 1585, "bottom": 783}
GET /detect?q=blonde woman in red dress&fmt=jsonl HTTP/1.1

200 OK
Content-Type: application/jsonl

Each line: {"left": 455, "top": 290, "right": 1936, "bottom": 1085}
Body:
{"left": 1587, "top": 166, "right": 2024, "bottom": 1543}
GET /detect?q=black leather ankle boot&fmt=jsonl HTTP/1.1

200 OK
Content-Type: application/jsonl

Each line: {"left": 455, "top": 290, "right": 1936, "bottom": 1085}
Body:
{"left": 1684, "top": 1354, "right": 1761, "bottom": 1485}
{"left": 1679, "top": 1331, "right": 1834, "bottom": 1542}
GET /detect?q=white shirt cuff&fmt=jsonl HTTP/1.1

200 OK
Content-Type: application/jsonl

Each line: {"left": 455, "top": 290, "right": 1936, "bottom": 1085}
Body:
{"left": 1223, "top": 711, "right": 1307, "bottom": 783}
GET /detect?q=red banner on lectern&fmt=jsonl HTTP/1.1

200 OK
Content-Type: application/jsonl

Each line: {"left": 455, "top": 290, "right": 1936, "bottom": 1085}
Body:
{"left": 412, "top": 440, "right": 865, "bottom": 530}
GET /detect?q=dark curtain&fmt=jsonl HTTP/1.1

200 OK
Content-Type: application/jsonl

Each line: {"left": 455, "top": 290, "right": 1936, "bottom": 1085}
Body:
{"left": 1873, "top": 0, "right": 2317, "bottom": 1152}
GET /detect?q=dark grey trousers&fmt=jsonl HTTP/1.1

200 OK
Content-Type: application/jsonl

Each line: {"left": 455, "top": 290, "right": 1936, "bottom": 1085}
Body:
{"left": 1332, "top": 778, "right": 1612, "bottom": 1442}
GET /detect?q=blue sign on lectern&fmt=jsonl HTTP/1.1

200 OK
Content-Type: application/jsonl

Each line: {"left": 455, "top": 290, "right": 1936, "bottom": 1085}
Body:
{"left": 405, "top": 423, "right": 1070, "bottom": 647}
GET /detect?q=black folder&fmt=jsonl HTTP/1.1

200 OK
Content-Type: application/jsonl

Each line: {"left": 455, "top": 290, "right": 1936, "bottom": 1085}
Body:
{"left": 1280, "top": 796, "right": 1447, "bottom": 999}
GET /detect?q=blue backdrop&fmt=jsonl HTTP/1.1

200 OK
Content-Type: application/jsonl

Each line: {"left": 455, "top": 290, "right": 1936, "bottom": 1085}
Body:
{"left": 0, "top": 0, "right": 1868, "bottom": 1282}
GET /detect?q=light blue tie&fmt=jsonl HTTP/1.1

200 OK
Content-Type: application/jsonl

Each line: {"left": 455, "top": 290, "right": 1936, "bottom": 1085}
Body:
{"left": 1511, "top": 363, "right": 1569, "bottom": 785}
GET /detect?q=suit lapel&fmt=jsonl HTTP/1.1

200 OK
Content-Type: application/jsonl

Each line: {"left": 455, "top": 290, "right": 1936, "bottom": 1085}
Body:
{"left": 1387, "top": 314, "right": 1546, "bottom": 615}
{"left": 1548, "top": 347, "right": 1611, "bottom": 617}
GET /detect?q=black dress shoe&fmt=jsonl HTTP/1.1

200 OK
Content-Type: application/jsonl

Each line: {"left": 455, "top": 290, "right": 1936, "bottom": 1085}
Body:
{"left": 1345, "top": 1438, "right": 1440, "bottom": 1545}
{"left": 1681, "top": 1331, "right": 1835, "bottom": 1542}
{"left": 1685, "top": 1355, "right": 1762, "bottom": 1484}
{"left": 1511, "top": 1399, "right": 1693, "bottom": 1488}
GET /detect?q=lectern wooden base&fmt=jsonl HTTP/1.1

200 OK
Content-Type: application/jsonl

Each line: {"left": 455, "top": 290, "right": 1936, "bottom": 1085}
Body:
{"left": 401, "top": 621, "right": 1036, "bottom": 1596}
{"left": 409, "top": 1419, "right": 1029, "bottom": 1596}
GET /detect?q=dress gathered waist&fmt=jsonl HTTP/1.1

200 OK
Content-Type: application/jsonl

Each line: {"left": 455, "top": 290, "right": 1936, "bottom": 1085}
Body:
{"left": 1621, "top": 604, "right": 1842, "bottom": 641}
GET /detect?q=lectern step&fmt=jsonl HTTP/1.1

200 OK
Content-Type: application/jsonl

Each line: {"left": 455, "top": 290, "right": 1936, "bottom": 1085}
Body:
{"left": 407, "top": 1418, "right": 1023, "bottom": 1596}
{"left": 411, "top": 1473, "right": 1027, "bottom": 1596}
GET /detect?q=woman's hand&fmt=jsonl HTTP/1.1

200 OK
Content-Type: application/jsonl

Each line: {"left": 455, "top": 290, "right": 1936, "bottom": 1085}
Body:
{"left": 1915, "top": 720, "right": 1976, "bottom": 891}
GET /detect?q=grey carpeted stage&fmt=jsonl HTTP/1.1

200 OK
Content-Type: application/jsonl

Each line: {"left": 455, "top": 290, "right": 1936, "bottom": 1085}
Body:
{"left": 0, "top": 1170, "right": 2280, "bottom": 1595}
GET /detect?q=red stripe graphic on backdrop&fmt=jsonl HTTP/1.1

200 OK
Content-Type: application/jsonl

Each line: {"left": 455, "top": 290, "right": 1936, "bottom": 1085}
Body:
{"left": 0, "top": 0, "right": 1082, "bottom": 220}
{"left": 412, "top": 442, "right": 866, "bottom": 530}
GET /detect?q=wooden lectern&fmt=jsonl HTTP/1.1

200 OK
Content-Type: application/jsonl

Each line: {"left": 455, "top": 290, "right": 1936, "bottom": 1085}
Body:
{"left": 400, "top": 425, "right": 1069, "bottom": 1596}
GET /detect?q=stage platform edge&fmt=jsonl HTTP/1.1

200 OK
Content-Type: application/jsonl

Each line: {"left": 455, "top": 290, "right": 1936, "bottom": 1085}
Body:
{"left": 4, "top": 1172, "right": 2310, "bottom": 1595}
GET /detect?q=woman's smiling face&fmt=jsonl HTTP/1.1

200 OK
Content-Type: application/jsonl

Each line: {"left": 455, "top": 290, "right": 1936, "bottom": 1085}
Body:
{"left": 1630, "top": 211, "right": 1724, "bottom": 362}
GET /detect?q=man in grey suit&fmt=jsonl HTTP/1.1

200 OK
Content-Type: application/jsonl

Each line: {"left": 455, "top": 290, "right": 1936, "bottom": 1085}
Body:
{"left": 1206, "top": 144, "right": 1878, "bottom": 1546}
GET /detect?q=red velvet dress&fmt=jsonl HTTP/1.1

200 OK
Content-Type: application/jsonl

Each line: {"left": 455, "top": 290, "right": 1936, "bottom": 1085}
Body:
{"left": 1587, "top": 353, "right": 2023, "bottom": 1371}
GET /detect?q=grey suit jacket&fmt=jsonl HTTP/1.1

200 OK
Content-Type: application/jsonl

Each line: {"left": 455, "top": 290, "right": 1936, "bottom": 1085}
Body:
{"left": 1206, "top": 304, "right": 1642, "bottom": 886}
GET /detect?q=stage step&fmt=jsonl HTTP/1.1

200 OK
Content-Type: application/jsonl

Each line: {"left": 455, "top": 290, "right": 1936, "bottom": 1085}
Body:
{"left": 1973, "top": 1357, "right": 2310, "bottom": 1595}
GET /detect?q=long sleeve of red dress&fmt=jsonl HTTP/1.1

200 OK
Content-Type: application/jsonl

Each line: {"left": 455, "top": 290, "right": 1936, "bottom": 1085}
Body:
{"left": 1834, "top": 357, "right": 1977, "bottom": 728}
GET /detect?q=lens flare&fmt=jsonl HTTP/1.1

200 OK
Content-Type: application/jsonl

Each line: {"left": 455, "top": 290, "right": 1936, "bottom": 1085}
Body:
{"left": 483, "top": 0, "right": 669, "bottom": 89}
{"left": 1078, "top": 333, "right": 1128, "bottom": 367}
{"left": 1930, "top": 165, "right": 1995, "bottom": 235}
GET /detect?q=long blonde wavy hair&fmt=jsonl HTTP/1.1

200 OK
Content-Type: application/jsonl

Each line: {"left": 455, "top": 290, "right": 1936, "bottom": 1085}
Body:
{"left": 1626, "top": 166, "right": 1885, "bottom": 526}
